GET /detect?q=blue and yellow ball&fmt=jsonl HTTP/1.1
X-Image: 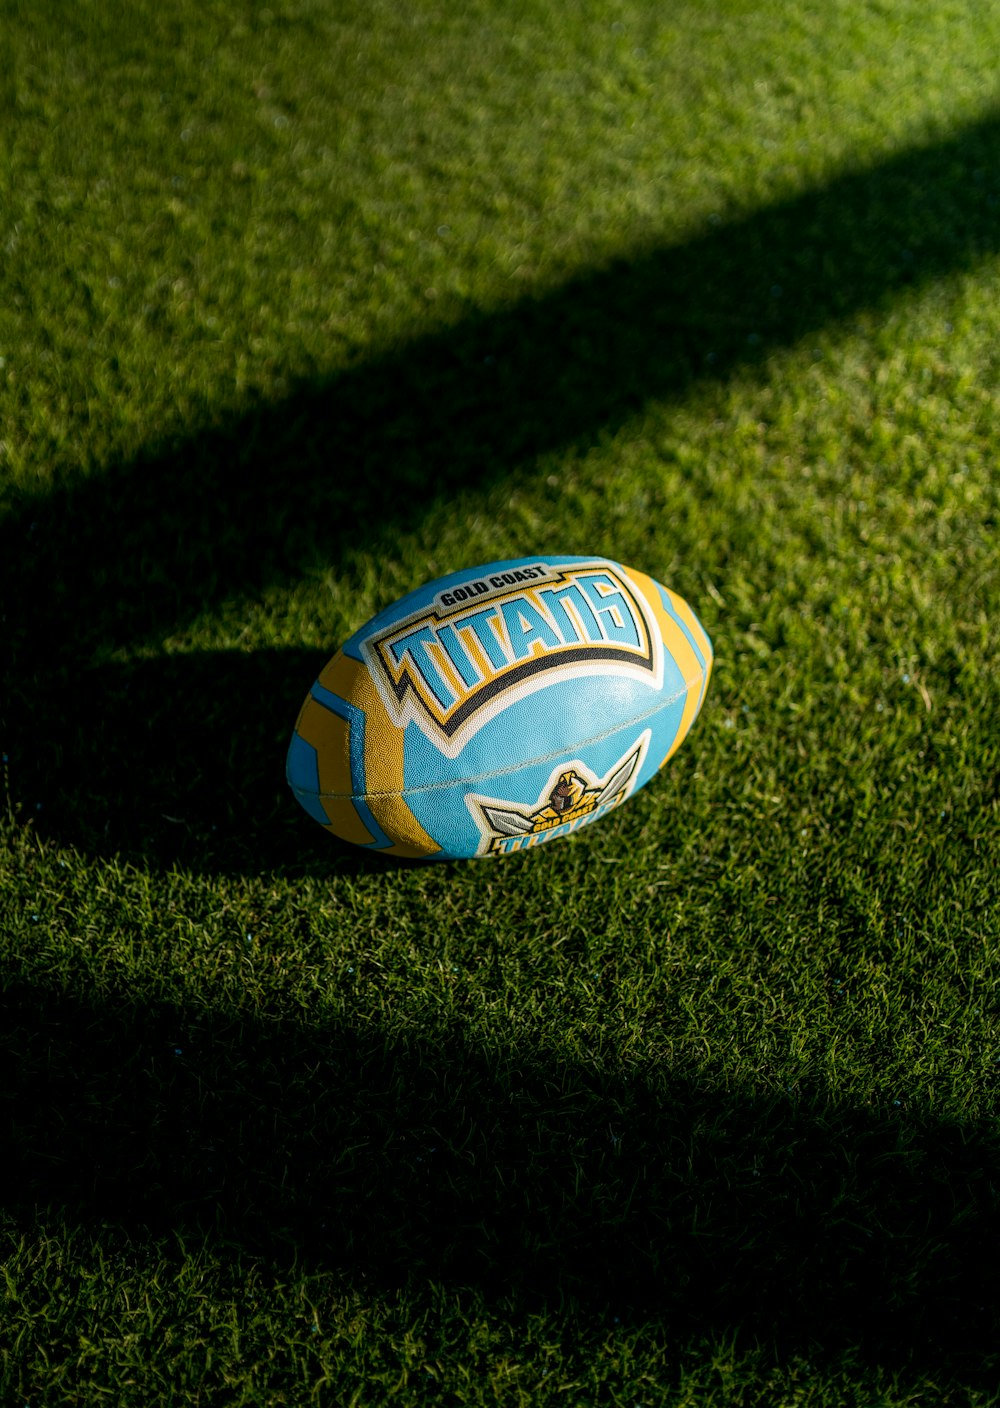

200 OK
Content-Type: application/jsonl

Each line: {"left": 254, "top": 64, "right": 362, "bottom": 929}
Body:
{"left": 287, "top": 556, "right": 712, "bottom": 859}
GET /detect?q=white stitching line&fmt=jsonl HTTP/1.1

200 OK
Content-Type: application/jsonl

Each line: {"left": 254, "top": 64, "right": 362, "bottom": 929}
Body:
{"left": 300, "top": 676, "right": 703, "bottom": 800}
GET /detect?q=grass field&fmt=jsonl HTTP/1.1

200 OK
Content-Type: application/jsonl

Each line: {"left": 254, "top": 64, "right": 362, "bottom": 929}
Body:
{"left": 2, "top": 0, "right": 1000, "bottom": 1402}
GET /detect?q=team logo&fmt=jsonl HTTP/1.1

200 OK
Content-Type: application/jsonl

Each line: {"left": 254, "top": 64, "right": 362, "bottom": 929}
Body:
{"left": 469, "top": 732, "right": 649, "bottom": 856}
{"left": 362, "top": 563, "right": 661, "bottom": 755}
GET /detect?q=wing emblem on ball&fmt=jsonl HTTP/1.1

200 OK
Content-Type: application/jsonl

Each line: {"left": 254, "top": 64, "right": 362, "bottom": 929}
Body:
{"left": 470, "top": 733, "right": 649, "bottom": 856}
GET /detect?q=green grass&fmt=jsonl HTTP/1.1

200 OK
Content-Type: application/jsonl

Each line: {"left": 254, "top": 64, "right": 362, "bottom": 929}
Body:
{"left": 2, "top": 0, "right": 1000, "bottom": 1402}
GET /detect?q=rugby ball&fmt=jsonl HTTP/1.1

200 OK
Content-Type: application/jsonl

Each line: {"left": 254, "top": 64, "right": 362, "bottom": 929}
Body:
{"left": 287, "top": 556, "right": 712, "bottom": 860}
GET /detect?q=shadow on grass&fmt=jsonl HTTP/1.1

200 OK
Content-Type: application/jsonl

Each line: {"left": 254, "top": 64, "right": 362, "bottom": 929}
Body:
{"left": 2, "top": 979, "right": 999, "bottom": 1383}
{"left": 3, "top": 110, "right": 1000, "bottom": 872}
{"left": 4, "top": 649, "right": 386, "bottom": 876}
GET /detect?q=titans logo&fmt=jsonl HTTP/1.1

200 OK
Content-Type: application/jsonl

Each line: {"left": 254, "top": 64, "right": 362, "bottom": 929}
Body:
{"left": 363, "top": 562, "right": 661, "bottom": 755}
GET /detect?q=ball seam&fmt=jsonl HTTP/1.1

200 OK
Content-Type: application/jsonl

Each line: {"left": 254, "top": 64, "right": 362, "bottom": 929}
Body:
{"left": 301, "top": 674, "right": 705, "bottom": 800}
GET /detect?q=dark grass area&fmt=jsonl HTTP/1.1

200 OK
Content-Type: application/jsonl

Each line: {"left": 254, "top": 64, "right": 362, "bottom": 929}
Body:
{"left": 4, "top": 980, "right": 1000, "bottom": 1383}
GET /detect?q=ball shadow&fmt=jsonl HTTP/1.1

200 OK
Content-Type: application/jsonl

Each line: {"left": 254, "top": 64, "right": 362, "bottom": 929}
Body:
{"left": 7, "top": 648, "right": 394, "bottom": 875}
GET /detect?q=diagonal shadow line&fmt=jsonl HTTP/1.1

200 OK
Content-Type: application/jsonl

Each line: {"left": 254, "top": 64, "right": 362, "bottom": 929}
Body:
{"left": 2, "top": 109, "right": 1000, "bottom": 670}
{"left": 1, "top": 113, "right": 999, "bottom": 868}
{"left": 3, "top": 977, "right": 1000, "bottom": 1384}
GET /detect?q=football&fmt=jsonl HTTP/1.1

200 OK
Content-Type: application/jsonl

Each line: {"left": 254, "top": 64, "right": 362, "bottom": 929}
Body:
{"left": 287, "top": 556, "right": 713, "bottom": 860}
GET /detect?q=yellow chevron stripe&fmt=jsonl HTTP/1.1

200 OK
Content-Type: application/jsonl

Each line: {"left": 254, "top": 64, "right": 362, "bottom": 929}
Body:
{"left": 294, "top": 695, "right": 375, "bottom": 847}
{"left": 663, "top": 586, "right": 714, "bottom": 709}
{"left": 622, "top": 568, "right": 710, "bottom": 770}
{"left": 317, "top": 651, "right": 441, "bottom": 858}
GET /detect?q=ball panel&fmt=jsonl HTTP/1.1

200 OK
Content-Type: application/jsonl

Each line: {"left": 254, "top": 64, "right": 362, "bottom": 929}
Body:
{"left": 398, "top": 667, "right": 670, "bottom": 799}
{"left": 661, "top": 583, "right": 714, "bottom": 712}
{"left": 286, "top": 733, "right": 335, "bottom": 830}
{"left": 291, "top": 694, "right": 376, "bottom": 846}
{"left": 399, "top": 674, "right": 694, "bottom": 860}
{"left": 621, "top": 566, "right": 712, "bottom": 769}
{"left": 313, "top": 647, "right": 442, "bottom": 858}
{"left": 407, "top": 722, "right": 659, "bottom": 858}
